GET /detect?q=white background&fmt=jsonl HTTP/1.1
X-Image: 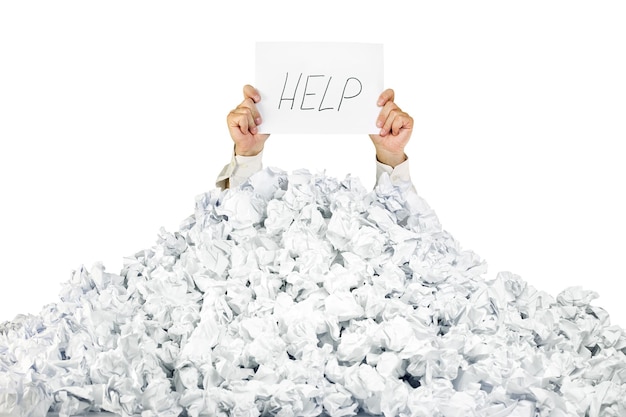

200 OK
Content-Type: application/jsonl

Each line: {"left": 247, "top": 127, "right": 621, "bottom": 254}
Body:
{"left": 1, "top": 1, "right": 625, "bottom": 327}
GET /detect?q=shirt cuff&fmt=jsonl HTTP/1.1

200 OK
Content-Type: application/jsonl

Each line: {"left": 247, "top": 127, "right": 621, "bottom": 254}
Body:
{"left": 375, "top": 156, "right": 413, "bottom": 187}
{"left": 215, "top": 150, "right": 264, "bottom": 189}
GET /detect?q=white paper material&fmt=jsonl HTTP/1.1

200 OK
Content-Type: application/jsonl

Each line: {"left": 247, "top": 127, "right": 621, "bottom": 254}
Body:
{"left": 1, "top": 168, "right": 626, "bottom": 417}
{"left": 255, "top": 42, "right": 383, "bottom": 134}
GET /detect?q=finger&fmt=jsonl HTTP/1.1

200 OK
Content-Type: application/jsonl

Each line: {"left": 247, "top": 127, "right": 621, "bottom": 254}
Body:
{"left": 376, "top": 96, "right": 402, "bottom": 135}
{"left": 243, "top": 84, "right": 261, "bottom": 103}
{"left": 375, "top": 100, "right": 399, "bottom": 129}
{"left": 380, "top": 108, "right": 401, "bottom": 136}
{"left": 238, "top": 107, "right": 258, "bottom": 135}
{"left": 377, "top": 88, "right": 395, "bottom": 107}
{"left": 238, "top": 97, "right": 262, "bottom": 125}
{"left": 227, "top": 110, "right": 249, "bottom": 135}
{"left": 228, "top": 108, "right": 257, "bottom": 135}
{"left": 390, "top": 113, "right": 413, "bottom": 136}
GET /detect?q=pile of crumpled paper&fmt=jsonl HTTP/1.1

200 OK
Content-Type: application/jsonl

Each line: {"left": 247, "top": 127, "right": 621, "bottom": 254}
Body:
{"left": 1, "top": 168, "right": 625, "bottom": 417}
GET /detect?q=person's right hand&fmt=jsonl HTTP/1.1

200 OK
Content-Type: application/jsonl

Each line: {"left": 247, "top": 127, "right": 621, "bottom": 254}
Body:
{"left": 227, "top": 84, "right": 269, "bottom": 156}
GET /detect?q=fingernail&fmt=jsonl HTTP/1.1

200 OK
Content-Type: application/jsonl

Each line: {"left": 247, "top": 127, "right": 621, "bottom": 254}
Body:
{"left": 380, "top": 128, "right": 386, "bottom": 136}
{"left": 255, "top": 117, "right": 262, "bottom": 125}
{"left": 255, "top": 95, "right": 261, "bottom": 102}
{"left": 251, "top": 126, "right": 258, "bottom": 134}
{"left": 376, "top": 120, "right": 382, "bottom": 128}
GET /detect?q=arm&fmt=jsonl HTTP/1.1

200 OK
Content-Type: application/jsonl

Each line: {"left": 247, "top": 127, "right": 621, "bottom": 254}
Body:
{"left": 215, "top": 150, "right": 264, "bottom": 190}
{"left": 375, "top": 157, "right": 412, "bottom": 187}
{"left": 369, "top": 89, "right": 414, "bottom": 188}
{"left": 216, "top": 85, "right": 270, "bottom": 189}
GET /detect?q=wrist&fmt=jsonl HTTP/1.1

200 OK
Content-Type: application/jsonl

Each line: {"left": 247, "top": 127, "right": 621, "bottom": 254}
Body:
{"left": 234, "top": 145, "right": 263, "bottom": 157}
{"left": 375, "top": 150, "right": 407, "bottom": 168}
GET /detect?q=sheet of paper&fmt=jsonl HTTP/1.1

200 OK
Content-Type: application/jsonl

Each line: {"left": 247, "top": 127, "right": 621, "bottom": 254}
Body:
{"left": 255, "top": 42, "right": 383, "bottom": 134}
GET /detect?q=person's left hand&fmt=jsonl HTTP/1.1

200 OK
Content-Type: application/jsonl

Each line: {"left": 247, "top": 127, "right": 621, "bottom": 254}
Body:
{"left": 369, "top": 89, "right": 414, "bottom": 167}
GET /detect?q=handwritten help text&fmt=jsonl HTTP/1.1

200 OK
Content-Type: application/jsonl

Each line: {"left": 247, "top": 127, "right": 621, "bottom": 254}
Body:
{"left": 278, "top": 72, "right": 363, "bottom": 111}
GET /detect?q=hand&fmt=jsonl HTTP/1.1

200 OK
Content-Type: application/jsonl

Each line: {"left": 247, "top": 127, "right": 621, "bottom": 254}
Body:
{"left": 369, "top": 89, "right": 413, "bottom": 167}
{"left": 227, "top": 85, "right": 270, "bottom": 156}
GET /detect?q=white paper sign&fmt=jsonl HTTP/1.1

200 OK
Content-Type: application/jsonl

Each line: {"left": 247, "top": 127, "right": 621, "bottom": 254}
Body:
{"left": 255, "top": 42, "right": 383, "bottom": 134}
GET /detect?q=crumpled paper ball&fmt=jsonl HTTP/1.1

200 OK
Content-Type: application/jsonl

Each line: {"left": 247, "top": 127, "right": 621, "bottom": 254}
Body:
{"left": 1, "top": 167, "right": 625, "bottom": 417}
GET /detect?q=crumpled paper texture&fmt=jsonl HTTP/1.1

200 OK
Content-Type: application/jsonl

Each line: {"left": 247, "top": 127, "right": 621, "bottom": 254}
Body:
{"left": 1, "top": 167, "right": 625, "bottom": 417}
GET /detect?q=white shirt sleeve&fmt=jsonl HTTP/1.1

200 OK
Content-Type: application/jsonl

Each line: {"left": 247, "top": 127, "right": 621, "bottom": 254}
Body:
{"left": 375, "top": 157, "right": 414, "bottom": 190}
{"left": 216, "top": 151, "right": 414, "bottom": 190}
{"left": 215, "top": 150, "right": 264, "bottom": 189}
